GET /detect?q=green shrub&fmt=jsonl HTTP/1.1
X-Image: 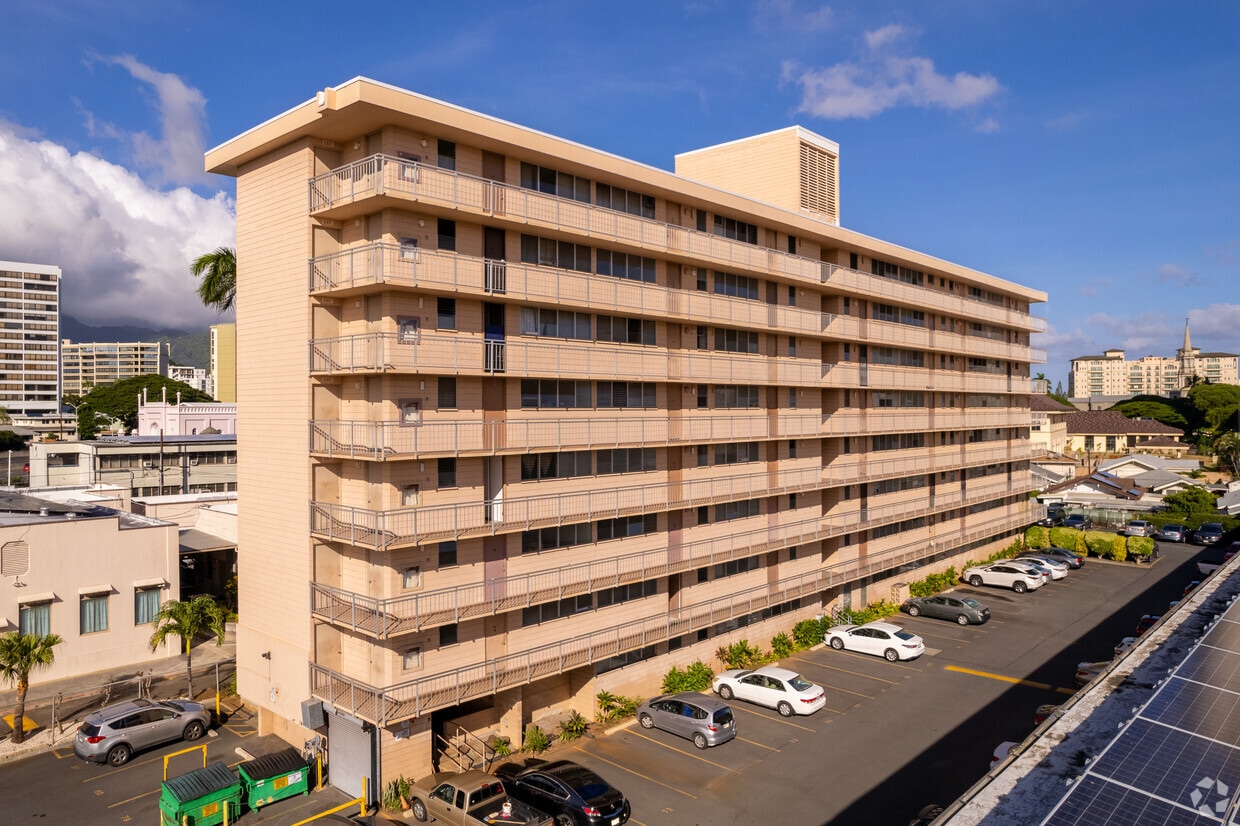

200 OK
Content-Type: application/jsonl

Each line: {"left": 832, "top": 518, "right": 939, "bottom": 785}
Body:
{"left": 715, "top": 639, "right": 764, "bottom": 669}
{"left": 662, "top": 660, "right": 715, "bottom": 693}
{"left": 1126, "top": 535, "right": 1154, "bottom": 559}
{"left": 793, "top": 617, "right": 827, "bottom": 649}
{"left": 558, "top": 710, "right": 589, "bottom": 742}
{"left": 381, "top": 776, "right": 412, "bottom": 811}
{"left": 909, "top": 567, "right": 960, "bottom": 597}
{"left": 1112, "top": 545, "right": 1128, "bottom": 563}
{"left": 1024, "top": 526, "right": 1048, "bottom": 548}
{"left": 616, "top": 694, "right": 640, "bottom": 718}
{"left": 1049, "top": 526, "right": 1085, "bottom": 552}
{"left": 770, "top": 632, "right": 794, "bottom": 660}
{"left": 1083, "top": 530, "right": 1116, "bottom": 558}
{"left": 489, "top": 736, "right": 512, "bottom": 758}
{"left": 522, "top": 725, "right": 552, "bottom": 753}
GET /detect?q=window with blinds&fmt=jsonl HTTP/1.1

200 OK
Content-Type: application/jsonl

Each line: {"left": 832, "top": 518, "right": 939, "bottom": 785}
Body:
{"left": 0, "top": 540, "right": 29, "bottom": 576}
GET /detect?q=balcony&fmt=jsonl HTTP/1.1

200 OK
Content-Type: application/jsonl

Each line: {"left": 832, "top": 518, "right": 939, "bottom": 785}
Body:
{"left": 309, "top": 332, "right": 822, "bottom": 386}
{"left": 311, "top": 464, "right": 824, "bottom": 549}
{"left": 308, "top": 507, "right": 1035, "bottom": 726}
{"left": 311, "top": 476, "right": 1032, "bottom": 637}
{"left": 821, "top": 442, "right": 1034, "bottom": 486}
{"left": 821, "top": 363, "right": 1032, "bottom": 394}
{"left": 821, "top": 408, "right": 1032, "bottom": 437}
{"left": 310, "top": 412, "right": 824, "bottom": 460}
{"left": 306, "top": 156, "right": 1044, "bottom": 335}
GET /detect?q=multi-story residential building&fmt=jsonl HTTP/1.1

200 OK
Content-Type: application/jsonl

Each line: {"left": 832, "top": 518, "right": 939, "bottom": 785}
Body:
{"left": 1069, "top": 321, "right": 1239, "bottom": 398}
{"left": 206, "top": 78, "right": 1046, "bottom": 794}
{"left": 29, "top": 434, "right": 237, "bottom": 496}
{"left": 61, "top": 340, "right": 170, "bottom": 396}
{"left": 167, "top": 364, "right": 211, "bottom": 394}
{"left": 0, "top": 261, "right": 61, "bottom": 417}
{"left": 210, "top": 323, "right": 236, "bottom": 402}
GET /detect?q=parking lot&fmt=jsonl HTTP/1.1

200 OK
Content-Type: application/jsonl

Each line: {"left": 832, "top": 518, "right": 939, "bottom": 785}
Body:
{"left": 552, "top": 539, "right": 1208, "bottom": 826}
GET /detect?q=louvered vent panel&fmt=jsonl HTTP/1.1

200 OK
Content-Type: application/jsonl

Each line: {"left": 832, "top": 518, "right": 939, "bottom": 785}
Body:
{"left": 799, "top": 143, "right": 838, "bottom": 221}
{"left": 1, "top": 540, "right": 30, "bottom": 576}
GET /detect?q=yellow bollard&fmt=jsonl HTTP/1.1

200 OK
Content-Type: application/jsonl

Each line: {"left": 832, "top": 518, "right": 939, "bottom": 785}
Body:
{"left": 360, "top": 777, "right": 367, "bottom": 817}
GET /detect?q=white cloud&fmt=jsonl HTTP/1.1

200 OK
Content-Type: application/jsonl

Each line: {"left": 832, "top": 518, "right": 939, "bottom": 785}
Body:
{"left": 1155, "top": 263, "right": 1204, "bottom": 287}
{"left": 753, "top": 1, "right": 834, "bottom": 33}
{"left": 976, "top": 117, "right": 1000, "bottom": 134}
{"left": 786, "top": 26, "right": 1002, "bottom": 120}
{"left": 83, "top": 54, "right": 210, "bottom": 187}
{"left": 0, "top": 120, "right": 235, "bottom": 331}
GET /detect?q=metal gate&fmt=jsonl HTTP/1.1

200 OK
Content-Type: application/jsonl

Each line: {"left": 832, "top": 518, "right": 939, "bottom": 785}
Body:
{"left": 328, "top": 711, "right": 373, "bottom": 801}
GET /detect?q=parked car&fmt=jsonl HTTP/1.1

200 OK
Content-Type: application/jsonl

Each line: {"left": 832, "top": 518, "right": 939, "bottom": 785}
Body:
{"left": 494, "top": 760, "right": 631, "bottom": 826}
{"left": 1075, "top": 661, "right": 1111, "bottom": 687}
{"left": 1063, "top": 514, "right": 1093, "bottom": 530}
{"left": 903, "top": 594, "right": 991, "bottom": 625}
{"left": 1184, "top": 580, "right": 1201, "bottom": 596}
{"left": 963, "top": 562, "right": 1045, "bottom": 593}
{"left": 992, "top": 741, "right": 1019, "bottom": 767}
{"left": 1114, "top": 636, "right": 1138, "bottom": 657}
{"left": 636, "top": 692, "right": 736, "bottom": 749}
{"left": 1135, "top": 614, "right": 1162, "bottom": 636}
{"left": 711, "top": 665, "right": 825, "bottom": 716}
{"left": 1014, "top": 554, "right": 1069, "bottom": 580}
{"left": 1035, "top": 547, "right": 1085, "bottom": 569}
{"left": 74, "top": 698, "right": 211, "bottom": 767}
{"left": 1157, "top": 524, "right": 1186, "bottom": 543}
{"left": 406, "top": 770, "right": 553, "bottom": 826}
{"left": 1006, "top": 559, "right": 1052, "bottom": 584}
{"left": 1038, "top": 508, "right": 1066, "bottom": 527}
{"left": 1035, "top": 704, "right": 1061, "bottom": 725}
{"left": 1123, "top": 520, "right": 1153, "bottom": 537}
{"left": 824, "top": 621, "right": 925, "bottom": 662}
{"left": 1194, "top": 523, "right": 1225, "bottom": 545}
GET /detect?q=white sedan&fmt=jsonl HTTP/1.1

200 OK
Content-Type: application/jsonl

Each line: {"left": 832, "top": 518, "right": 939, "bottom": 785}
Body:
{"left": 711, "top": 665, "right": 826, "bottom": 716}
{"left": 823, "top": 620, "right": 925, "bottom": 662}
{"left": 1014, "top": 557, "right": 1066, "bottom": 581}
{"left": 963, "top": 562, "right": 1045, "bottom": 593}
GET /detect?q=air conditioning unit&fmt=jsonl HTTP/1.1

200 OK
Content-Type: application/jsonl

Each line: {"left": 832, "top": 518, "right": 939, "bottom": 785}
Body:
{"left": 142, "top": 461, "right": 155, "bottom": 469}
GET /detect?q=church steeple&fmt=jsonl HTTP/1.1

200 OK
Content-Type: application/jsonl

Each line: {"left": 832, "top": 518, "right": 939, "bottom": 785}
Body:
{"left": 1183, "top": 318, "right": 1192, "bottom": 353}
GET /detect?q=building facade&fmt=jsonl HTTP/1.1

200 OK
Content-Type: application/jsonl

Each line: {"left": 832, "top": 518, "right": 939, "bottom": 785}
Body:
{"left": 137, "top": 388, "right": 237, "bottom": 436}
{"left": 210, "top": 323, "right": 236, "bottom": 402}
{"left": 29, "top": 434, "right": 237, "bottom": 496}
{"left": 167, "top": 364, "right": 211, "bottom": 394}
{"left": 61, "top": 340, "right": 171, "bottom": 396}
{"left": 207, "top": 78, "right": 1046, "bottom": 790}
{"left": 1069, "top": 321, "right": 1240, "bottom": 398}
{"left": 0, "top": 261, "right": 61, "bottom": 418}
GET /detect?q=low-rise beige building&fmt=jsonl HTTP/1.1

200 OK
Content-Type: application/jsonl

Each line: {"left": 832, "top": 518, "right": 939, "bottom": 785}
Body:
{"left": 29, "top": 435, "right": 237, "bottom": 496}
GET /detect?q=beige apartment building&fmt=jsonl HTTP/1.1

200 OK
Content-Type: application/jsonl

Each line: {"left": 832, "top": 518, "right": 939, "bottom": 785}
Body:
{"left": 1069, "top": 321, "right": 1239, "bottom": 398}
{"left": 207, "top": 78, "right": 1046, "bottom": 794}
{"left": 210, "top": 323, "right": 237, "bottom": 402}
{"left": 61, "top": 340, "right": 171, "bottom": 396}
{"left": 0, "top": 261, "right": 60, "bottom": 417}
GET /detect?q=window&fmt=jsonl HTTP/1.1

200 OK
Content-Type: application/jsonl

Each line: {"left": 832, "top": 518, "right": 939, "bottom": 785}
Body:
{"left": 696, "top": 268, "right": 707, "bottom": 291}
{"left": 713, "top": 271, "right": 759, "bottom": 300}
{"left": 402, "top": 647, "right": 422, "bottom": 670}
{"left": 715, "top": 499, "right": 761, "bottom": 521}
{"left": 596, "top": 448, "right": 656, "bottom": 475}
{"left": 596, "top": 249, "right": 656, "bottom": 283}
{"left": 437, "top": 139, "right": 456, "bottom": 170}
{"left": 437, "top": 458, "right": 457, "bottom": 488}
{"left": 81, "top": 594, "right": 109, "bottom": 634}
{"left": 596, "top": 579, "right": 657, "bottom": 608}
{"left": 597, "top": 382, "right": 656, "bottom": 408}
{"left": 520, "top": 451, "right": 592, "bottom": 481}
{"left": 713, "top": 215, "right": 758, "bottom": 244}
{"left": 521, "top": 522, "right": 593, "bottom": 553}
{"left": 400, "top": 237, "right": 418, "bottom": 259}
{"left": 714, "top": 556, "right": 760, "bottom": 579}
{"left": 597, "top": 315, "right": 656, "bottom": 345}
{"left": 789, "top": 337, "right": 797, "bottom": 357}
{"left": 522, "top": 595, "right": 592, "bottom": 625}
{"left": 788, "top": 387, "right": 797, "bottom": 408}
{"left": 788, "top": 493, "right": 797, "bottom": 510}
{"left": 789, "top": 439, "right": 797, "bottom": 459}
{"left": 696, "top": 326, "right": 708, "bottom": 350}
{"left": 19, "top": 602, "right": 49, "bottom": 636}
{"left": 402, "top": 566, "right": 422, "bottom": 589}
{"left": 696, "top": 444, "right": 709, "bottom": 467}
{"left": 437, "top": 219, "right": 456, "bottom": 251}
{"left": 520, "top": 163, "right": 591, "bottom": 202}
{"left": 697, "top": 385, "right": 708, "bottom": 409}
{"left": 520, "top": 379, "right": 591, "bottom": 408}
{"left": 713, "top": 385, "right": 760, "bottom": 408}
{"left": 437, "top": 298, "right": 456, "bottom": 330}
{"left": 789, "top": 546, "right": 798, "bottom": 560}
{"left": 714, "top": 328, "right": 759, "bottom": 353}
{"left": 597, "top": 513, "right": 657, "bottom": 541}
{"left": 714, "top": 442, "right": 759, "bottom": 465}
{"left": 401, "top": 400, "right": 422, "bottom": 424}
{"left": 871, "top": 258, "right": 924, "bottom": 286}
{"left": 520, "top": 235, "right": 591, "bottom": 272}
{"left": 520, "top": 307, "right": 591, "bottom": 340}
{"left": 440, "top": 624, "right": 458, "bottom": 646}
{"left": 438, "top": 377, "right": 457, "bottom": 409}
{"left": 438, "top": 541, "right": 458, "bottom": 567}
{"left": 788, "top": 235, "right": 797, "bottom": 255}
{"left": 134, "top": 589, "right": 160, "bottom": 625}
{"left": 398, "top": 317, "right": 419, "bottom": 343}
{"left": 402, "top": 484, "right": 420, "bottom": 506}
{"left": 595, "top": 184, "right": 655, "bottom": 219}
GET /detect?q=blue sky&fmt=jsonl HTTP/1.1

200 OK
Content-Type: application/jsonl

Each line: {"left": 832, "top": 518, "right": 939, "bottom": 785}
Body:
{"left": 1, "top": 0, "right": 1237, "bottom": 391}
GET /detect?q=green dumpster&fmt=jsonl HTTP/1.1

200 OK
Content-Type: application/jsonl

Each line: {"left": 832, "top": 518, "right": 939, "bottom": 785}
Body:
{"left": 238, "top": 747, "right": 311, "bottom": 810}
{"left": 159, "top": 761, "right": 242, "bottom": 826}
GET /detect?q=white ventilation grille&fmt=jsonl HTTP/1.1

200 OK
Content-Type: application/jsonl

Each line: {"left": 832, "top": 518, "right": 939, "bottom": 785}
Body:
{"left": 799, "top": 142, "right": 838, "bottom": 222}
{"left": 1, "top": 540, "right": 30, "bottom": 577}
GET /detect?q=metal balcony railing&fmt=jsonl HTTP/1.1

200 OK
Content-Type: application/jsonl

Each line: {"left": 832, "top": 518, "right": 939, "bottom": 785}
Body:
{"left": 311, "top": 464, "right": 824, "bottom": 550}
{"left": 821, "top": 443, "right": 1035, "bottom": 486}
{"left": 307, "top": 156, "right": 1045, "bottom": 337}
{"left": 821, "top": 363, "right": 1034, "bottom": 394}
{"left": 308, "top": 507, "right": 1036, "bottom": 725}
{"left": 311, "top": 475, "right": 1034, "bottom": 637}
{"left": 820, "top": 408, "right": 1032, "bottom": 437}
{"left": 309, "top": 413, "right": 824, "bottom": 460}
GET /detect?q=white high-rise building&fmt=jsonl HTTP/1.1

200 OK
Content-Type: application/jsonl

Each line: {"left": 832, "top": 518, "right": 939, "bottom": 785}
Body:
{"left": 0, "top": 261, "right": 61, "bottom": 417}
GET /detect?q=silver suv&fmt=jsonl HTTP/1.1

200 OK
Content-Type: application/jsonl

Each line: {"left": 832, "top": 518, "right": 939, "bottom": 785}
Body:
{"left": 636, "top": 691, "right": 736, "bottom": 749}
{"left": 74, "top": 698, "right": 211, "bottom": 766}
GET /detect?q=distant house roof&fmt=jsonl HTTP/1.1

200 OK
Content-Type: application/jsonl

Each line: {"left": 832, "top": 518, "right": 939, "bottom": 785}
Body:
{"left": 1031, "top": 395, "right": 1075, "bottom": 413}
{"left": 1219, "top": 488, "right": 1240, "bottom": 516}
{"left": 1097, "top": 453, "right": 1199, "bottom": 475}
{"left": 1127, "top": 468, "right": 1202, "bottom": 493}
{"left": 1064, "top": 410, "right": 1183, "bottom": 437}
{"left": 1042, "top": 470, "right": 1150, "bottom": 502}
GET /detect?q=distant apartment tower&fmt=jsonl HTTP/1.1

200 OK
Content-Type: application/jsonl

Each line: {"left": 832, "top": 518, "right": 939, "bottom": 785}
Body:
{"left": 210, "top": 323, "right": 236, "bottom": 402}
{"left": 207, "top": 78, "right": 1046, "bottom": 792}
{"left": 1069, "top": 321, "right": 1239, "bottom": 397}
{"left": 167, "top": 364, "right": 211, "bottom": 394}
{"left": 0, "top": 261, "right": 61, "bottom": 417}
{"left": 61, "top": 340, "right": 170, "bottom": 396}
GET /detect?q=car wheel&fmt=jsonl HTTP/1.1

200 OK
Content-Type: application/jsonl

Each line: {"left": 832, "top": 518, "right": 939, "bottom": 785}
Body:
{"left": 718, "top": 685, "right": 733, "bottom": 700}
{"left": 555, "top": 815, "right": 575, "bottom": 826}
{"left": 411, "top": 798, "right": 428, "bottom": 822}
{"left": 883, "top": 649, "right": 899, "bottom": 663}
{"left": 1013, "top": 581, "right": 1028, "bottom": 593}
{"left": 777, "top": 701, "right": 794, "bottom": 718}
{"left": 692, "top": 732, "right": 708, "bottom": 750}
{"left": 969, "top": 575, "right": 983, "bottom": 587}
{"left": 182, "top": 721, "right": 206, "bottom": 741}
{"left": 956, "top": 614, "right": 970, "bottom": 626}
{"left": 638, "top": 713, "right": 654, "bottom": 729}
{"left": 106, "top": 744, "right": 131, "bottom": 767}
{"left": 907, "top": 605, "right": 921, "bottom": 617}
{"left": 829, "top": 637, "right": 844, "bottom": 650}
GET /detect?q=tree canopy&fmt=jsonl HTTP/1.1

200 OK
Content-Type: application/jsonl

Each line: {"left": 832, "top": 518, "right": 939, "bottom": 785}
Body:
{"left": 1161, "top": 486, "right": 1219, "bottom": 516}
{"left": 190, "top": 247, "right": 237, "bottom": 314}
{"left": 1189, "top": 384, "right": 1240, "bottom": 433}
{"left": 1110, "top": 400, "right": 1190, "bottom": 431}
{"left": 78, "top": 375, "right": 215, "bottom": 439}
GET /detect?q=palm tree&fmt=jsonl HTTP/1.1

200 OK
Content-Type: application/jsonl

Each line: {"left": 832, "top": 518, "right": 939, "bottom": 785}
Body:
{"left": 0, "top": 632, "right": 63, "bottom": 744}
{"left": 189, "top": 247, "right": 237, "bottom": 313}
{"left": 149, "top": 596, "right": 227, "bottom": 700}
{"left": 1214, "top": 432, "right": 1240, "bottom": 477}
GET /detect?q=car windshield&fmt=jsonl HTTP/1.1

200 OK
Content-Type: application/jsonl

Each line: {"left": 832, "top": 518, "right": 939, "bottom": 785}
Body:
{"left": 895, "top": 631, "right": 917, "bottom": 641}
{"left": 788, "top": 675, "right": 813, "bottom": 691}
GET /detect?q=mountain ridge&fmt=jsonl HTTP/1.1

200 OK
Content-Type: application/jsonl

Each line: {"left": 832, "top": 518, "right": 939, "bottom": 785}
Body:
{"left": 61, "top": 315, "right": 212, "bottom": 369}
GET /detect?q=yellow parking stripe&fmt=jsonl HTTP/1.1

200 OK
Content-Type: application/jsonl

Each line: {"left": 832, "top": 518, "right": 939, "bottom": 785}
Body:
{"left": 945, "top": 665, "right": 1051, "bottom": 690}
{"left": 736, "top": 736, "right": 780, "bottom": 751}
{"left": 107, "top": 789, "right": 159, "bottom": 809}
{"left": 627, "top": 729, "right": 741, "bottom": 773}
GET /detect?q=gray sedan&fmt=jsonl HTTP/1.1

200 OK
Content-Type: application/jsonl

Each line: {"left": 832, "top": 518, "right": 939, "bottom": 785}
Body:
{"left": 903, "top": 594, "right": 991, "bottom": 625}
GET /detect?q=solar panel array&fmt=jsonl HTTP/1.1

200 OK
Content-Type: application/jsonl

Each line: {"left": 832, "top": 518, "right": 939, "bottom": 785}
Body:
{"left": 1044, "top": 598, "right": 1240, "bottom": 825}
